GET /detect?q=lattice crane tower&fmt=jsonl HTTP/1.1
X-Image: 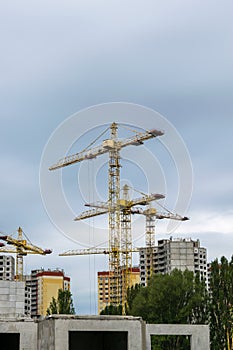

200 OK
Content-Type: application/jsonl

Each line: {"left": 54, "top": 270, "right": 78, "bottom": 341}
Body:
{"left": 49, "top": 122, "right": 164, "bottom": 306}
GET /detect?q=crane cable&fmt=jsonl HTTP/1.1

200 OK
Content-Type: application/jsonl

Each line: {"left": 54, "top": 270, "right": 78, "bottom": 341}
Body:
{"left": 91, "top": 159, "right": 97, "bottom": 314}
{"left": 118, "top": 123, "right": 146, "bottom": 135}
{"left": 126, "top": 185, "right": 178, "bottom": 216}
{"left": 82, "top": 125, "right": 110, "bottom": 153}
{"left": 87, "top": 158, "right": 98, "bottom": 314}
{"left": 87, "top": 159, "right": 92, "bottom": 313}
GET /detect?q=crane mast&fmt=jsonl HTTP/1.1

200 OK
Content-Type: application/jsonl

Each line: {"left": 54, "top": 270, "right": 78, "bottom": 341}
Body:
{"left": 16, "top": 227, "right": 24, "bottom": 280}
{"left": 120, "top": 185, "right": 132, "bottom": 307}
{"left": 108, "top": 122, "right": 121, "bottom": 305}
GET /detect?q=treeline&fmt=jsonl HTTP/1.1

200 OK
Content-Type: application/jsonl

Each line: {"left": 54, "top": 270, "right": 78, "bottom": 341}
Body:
{"left": 101, "top": 256, "right": 233, "bottom": 350}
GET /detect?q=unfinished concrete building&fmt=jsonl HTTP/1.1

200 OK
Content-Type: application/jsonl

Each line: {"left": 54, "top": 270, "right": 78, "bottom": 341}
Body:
{"left": 0, "top": 315, "right": 210, "bottom": 350}
{"left": 0, "top": 281, "right": 27, "bottom": 318}
{"left": 0, "top": 255, "right": 31, "bottom": 318}
{"left": 139, "top": 238, "right": 207, "bottom": 286}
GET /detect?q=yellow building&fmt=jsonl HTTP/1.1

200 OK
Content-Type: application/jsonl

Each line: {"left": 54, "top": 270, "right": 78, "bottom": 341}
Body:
{"left": 97, "top": 267, "right": 140, "bottom": 314}
{"left": 35, "top": 269, "right": 70, "bottom": 316}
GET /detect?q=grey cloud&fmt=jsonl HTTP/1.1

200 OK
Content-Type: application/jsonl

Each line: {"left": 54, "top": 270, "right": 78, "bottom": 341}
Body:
{"left": 0, "top": 0, "right": 233, "bottom": 314}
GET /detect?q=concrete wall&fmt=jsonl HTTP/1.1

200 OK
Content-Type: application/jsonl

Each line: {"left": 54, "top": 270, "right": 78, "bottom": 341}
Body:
{"left": 0, "top": 316, "right": 210, "bottom": 350}
{"left": 0, "top": 281, "right": 25, "bottom": 318}
{"left": 37, "top": 315, "right": 146, "bottom": 350}
{"left": 146, "top": 324, "right": 210, "bottom": 350}
{"left": 0, "top": 319, "right": 37, "bottom": 350}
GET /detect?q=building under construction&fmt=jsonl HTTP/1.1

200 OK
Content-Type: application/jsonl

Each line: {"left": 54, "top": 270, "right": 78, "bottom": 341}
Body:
{"left": 139, "top": 237, "right": 207, "bottom": 287}
{"left": 97, "top": 238, "right": 207, "bottom": 313}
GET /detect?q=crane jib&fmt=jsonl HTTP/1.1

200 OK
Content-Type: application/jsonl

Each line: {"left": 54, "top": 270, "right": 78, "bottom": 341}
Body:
{"left": 49, "top": 127, "right": 164, "bottom": 171}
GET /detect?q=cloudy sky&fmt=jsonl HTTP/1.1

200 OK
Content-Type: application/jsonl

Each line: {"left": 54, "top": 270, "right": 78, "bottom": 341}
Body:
{"left": 0, "top": 0, "right": 233, "bottom": 314}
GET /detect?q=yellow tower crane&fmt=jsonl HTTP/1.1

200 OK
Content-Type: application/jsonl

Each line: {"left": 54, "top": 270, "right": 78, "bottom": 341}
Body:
{"left": 0, "top": 227, "right": 52, "bottom": 281}
{"left": 131, "top": 205, "right": 189, "bottom": 284}
{"left": 50, "top": 122, "right": 164, "bottom": 307}
{"left": 60, "top": 184, "right": 164, "bottom": 310}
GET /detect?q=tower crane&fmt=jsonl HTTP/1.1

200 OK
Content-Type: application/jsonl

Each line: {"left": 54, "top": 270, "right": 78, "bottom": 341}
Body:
{"left": 131, "top": 206, "right": 189, "bottom": 247}
{"left": 49, "top": 122, "right": 164, "bottom": 307}
{"left": 0, "top": 227, "right": 52, "bottom": 281}
{"left": 131, "top": 205, "right": 189, "bottom": 284}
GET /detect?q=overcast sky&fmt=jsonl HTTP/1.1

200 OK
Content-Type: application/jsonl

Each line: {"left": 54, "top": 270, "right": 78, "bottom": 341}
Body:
{"left": 0, "top": 0, "right": 233, "bottom": 314}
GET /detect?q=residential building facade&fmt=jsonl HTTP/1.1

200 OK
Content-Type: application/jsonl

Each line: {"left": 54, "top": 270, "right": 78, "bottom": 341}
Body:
{"left": 97, "top": 267, "right": 140, "bottom": 314}
{"left": 27, "top": 268, "right": 70, "bottom": 317}
{"left": 139, "top": 238, "right": 207, "bottom": 286}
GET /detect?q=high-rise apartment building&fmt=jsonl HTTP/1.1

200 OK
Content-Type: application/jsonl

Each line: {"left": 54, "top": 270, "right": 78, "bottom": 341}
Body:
{"left": 97, "top": 267, "right": 140, "bottom": 314}
{"left": 139, "top": 238, "right": 207, "bottom": 286}
{"left": 27, "top": 268, "right": 71, "bottom": 317}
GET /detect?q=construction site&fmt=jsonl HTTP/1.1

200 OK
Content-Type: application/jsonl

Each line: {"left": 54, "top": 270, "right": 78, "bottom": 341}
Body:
{"left": 0, "top": 122, "right": 210, "bottom": 349}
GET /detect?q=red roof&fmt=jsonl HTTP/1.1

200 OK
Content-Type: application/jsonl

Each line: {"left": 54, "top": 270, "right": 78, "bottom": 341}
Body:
{"left": 130, "top": 267, "right": 140, "bottom": 273}
{"left": 37, "top": 271, "right": 64, "bottom": 278}
{"left": 98, "top": 267, "right": 140, "bottom": 276}
{"left": 98, "top": 271, "right": 110, "bottom": 276}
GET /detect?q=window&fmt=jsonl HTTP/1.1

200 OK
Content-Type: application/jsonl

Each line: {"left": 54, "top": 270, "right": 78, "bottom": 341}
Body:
{"left": 69, "top": 331, "right": 127, "bottom": 350}
{"left": 0, "top": 333, "right": 20, "bottom": 350}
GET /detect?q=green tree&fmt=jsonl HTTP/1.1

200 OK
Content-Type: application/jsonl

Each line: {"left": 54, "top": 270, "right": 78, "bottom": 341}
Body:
{"left": 46, "top": 289, "right": 75, "bottom": 315}
{"left": 129, "top": 269, "right": 209, "bottom": 324}
{"left": 125, "top": 283, "right": 141, "bottom": 315}
{"left": 127, "top": 269, "right": 209, "bottom": 350}
{"left": 100, "top": 304, "right": 122, "bottom": 315}
{"left": 209, "top": 256, "right": 233, "bottom": 350}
